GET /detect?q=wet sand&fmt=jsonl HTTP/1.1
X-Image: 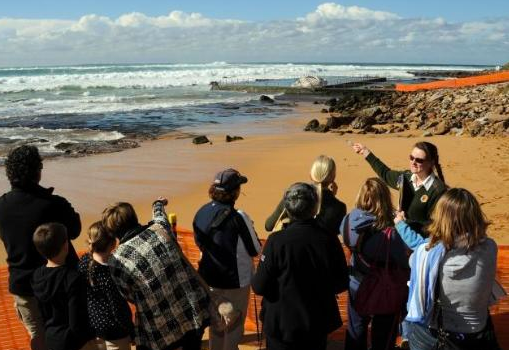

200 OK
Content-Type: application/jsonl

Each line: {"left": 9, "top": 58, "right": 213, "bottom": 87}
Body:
{"left": 1, "top": 102, "right": 509, "bottom": 262}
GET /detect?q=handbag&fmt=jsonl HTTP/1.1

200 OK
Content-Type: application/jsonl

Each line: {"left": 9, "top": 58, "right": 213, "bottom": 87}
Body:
{"left": 207, "top": 288, "right": 242, "bottom": 335}
{"left": 430, "top": 297, "right": 501, "bottom": 350}
{"left": 353, "top": 228, "right": 410, "bottom": 316}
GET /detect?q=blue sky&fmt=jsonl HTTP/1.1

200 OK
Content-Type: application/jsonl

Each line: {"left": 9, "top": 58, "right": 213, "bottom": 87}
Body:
{"left": 2, "top": 0, "right": 508, "bottom": 22}
{"left": 0, "top": 1, "right": 508, "bottom": 66}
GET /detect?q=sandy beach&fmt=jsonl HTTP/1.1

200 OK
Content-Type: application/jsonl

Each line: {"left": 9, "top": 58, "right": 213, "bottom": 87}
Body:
{"left": 1, "top": 102, "right": 509, "bottom": 262}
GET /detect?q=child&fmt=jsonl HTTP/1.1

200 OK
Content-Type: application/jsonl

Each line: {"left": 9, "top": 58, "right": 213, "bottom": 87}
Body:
{"left": 78, "top": 222, "right": 134, "bottom": 350}
{"left": 31, "top": 222, "right": 96, "bottom": 350}
{"left": 341, "top": 178, "right": 410, "bottom": 350}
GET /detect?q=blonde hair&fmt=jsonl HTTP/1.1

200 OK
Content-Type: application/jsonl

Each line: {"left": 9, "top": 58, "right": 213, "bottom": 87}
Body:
{"left": 427, "top": 188, "right": 489, "bottom": 251}
{"left": 102, "top": 202, "right": 139, "bottom": 239}
{"left": 355, "top": 178, "right": 394, "bottom": 230}
{"left": 87, "top": 221, "right": 116, "bottom": 286}
{"left": 310, "top": 155, "right": 336, "bottom": 214}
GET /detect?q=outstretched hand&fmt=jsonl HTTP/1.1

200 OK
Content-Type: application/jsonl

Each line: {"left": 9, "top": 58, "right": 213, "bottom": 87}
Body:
{"left": 155, "top": 197, "right": 168, "bottom": 206}
{"left": 351, "top": 142, "right": 370, "bottom": 157}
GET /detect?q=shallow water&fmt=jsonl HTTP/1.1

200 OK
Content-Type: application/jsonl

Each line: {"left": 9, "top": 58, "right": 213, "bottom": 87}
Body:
{"left": 0, "top": 62, "right": 492, "bottom": 158}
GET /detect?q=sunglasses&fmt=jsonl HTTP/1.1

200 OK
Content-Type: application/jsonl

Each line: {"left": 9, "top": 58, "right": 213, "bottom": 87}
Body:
{"left": 409, "top": 155, "right": 426, "bottom": 164}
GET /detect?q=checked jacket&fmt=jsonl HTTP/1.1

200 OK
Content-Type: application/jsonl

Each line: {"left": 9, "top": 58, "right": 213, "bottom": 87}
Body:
{"left": 109, "top": 202, "right": 210, "bottom": 350}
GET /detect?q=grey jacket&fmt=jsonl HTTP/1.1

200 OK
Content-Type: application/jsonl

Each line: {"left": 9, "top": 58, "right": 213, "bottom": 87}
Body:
{"left": 439, "top": 238, "right": 497, "bottom": 333}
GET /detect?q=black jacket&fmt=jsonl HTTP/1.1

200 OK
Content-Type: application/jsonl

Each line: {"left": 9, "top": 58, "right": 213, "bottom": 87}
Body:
{"left": 265, "top": 189, "right": 347, "bottom": 237}
{"left": 0, "top": 184, "right": 81, "bottom": 296}
{"left": 252, "top": 219, "right": 349, "bottom": 342}
{"left": 78, "top": 254, "right": 134, "bottom": 341}
{"left": 193, "top": 201, "right": 260, "bottom": 289}
{"left": 32, "top": 265, "right": 94, "bottom": 350}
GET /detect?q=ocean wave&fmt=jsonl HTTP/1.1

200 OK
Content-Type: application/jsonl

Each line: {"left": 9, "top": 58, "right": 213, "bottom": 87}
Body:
{"left": 0, "top": 63, "right": 491, "bottom": 93}
{"left": 0, "top": 126, "right": 124, "bottom": 141}
{"left": 0, "top": 91, "right": 258, "bottom": 117}
{"left": 0, "top": 126, "right": 126, "bottom": 154}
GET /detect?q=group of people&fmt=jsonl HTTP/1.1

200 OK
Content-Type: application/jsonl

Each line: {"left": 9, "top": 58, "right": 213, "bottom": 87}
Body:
{"left": 0, "top": 140, "right": 502, "bottom": 350}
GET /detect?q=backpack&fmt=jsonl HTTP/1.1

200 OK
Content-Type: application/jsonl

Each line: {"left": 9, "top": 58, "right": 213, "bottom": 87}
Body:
{"left": 343, "top": 214, "right": 409, "bottom": 316}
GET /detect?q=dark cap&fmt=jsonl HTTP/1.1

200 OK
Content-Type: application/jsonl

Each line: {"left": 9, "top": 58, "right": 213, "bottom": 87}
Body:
{"left": 213, "top": 168, "right": 248, "bottom": 191}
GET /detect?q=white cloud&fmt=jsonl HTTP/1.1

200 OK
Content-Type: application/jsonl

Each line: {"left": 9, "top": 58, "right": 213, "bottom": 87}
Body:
{"left": 300, "top": 3, "right": 399, "bottom": 24}
{"left": 0, "top": 3, "right": 507, "bottom": 66}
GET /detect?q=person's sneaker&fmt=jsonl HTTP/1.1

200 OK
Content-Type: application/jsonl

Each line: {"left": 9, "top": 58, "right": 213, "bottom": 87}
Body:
{"left": 399, "top": 339, "right": 410, "bottom": 349}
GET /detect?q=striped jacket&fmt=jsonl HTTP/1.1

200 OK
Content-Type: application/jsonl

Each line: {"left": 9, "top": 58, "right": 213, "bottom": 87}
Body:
{"left": 109, "top": 202, "right": 210, "bottom": 350}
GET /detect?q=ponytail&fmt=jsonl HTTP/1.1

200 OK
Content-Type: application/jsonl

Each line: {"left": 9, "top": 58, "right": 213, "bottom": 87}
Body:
{"left": 435, "top": 161, "right": 445, "bottom": 184}
{"left": 315, "top": 183, "right": 323, "bottom": 215}
{"left": 87, "top": 221, "right": 115, "bottom": 286}
{"left": 310, "top": 155, "right": 336, "bottom": 215}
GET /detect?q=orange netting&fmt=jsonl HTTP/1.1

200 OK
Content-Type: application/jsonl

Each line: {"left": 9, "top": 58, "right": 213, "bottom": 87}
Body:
{"left": 1, "top": 229, "right": 508, "bottom": 349}
{"left": 396, "top": 71, "right": 509, "bottom": 92}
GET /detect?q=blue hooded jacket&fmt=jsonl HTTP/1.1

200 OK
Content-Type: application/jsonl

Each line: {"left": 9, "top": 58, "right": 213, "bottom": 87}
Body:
{"left": 340, "top": 208, "right": 409, "bottom": 276}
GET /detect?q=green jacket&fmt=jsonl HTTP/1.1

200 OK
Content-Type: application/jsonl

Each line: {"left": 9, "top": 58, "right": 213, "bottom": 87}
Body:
{"left": 365, "top": 152, "right": 446, "bottom": 236}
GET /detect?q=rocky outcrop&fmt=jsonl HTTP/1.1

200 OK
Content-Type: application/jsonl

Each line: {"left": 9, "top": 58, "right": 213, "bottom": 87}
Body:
{"left": 305, "top": 82, "right": 509, "bottom": 137}
{"left": 54, "top": 139, "right": 139, "bottom": 156}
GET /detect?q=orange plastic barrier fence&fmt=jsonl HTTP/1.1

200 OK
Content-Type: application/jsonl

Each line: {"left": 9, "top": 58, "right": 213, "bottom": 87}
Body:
{"left": 396, "top": 71, "right": 509, "bottom": 92}
{"left": 1, "top": 229, "right": 508, "bottom": 350}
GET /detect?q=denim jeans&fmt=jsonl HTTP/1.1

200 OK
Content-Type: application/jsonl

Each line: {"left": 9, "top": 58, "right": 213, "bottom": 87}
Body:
{"left": 404, "top": 321, "right": 437, "bottom": 350}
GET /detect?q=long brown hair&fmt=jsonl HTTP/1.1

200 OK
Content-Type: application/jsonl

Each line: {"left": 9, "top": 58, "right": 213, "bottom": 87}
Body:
{"left": 414, "top": 141, "right": 446, "bottom": 184}
{"left": 427, "top": 188, "right": 489, "bottom": 251}
{"left": 355, "top": 178, "right": 394, "bottom": 230}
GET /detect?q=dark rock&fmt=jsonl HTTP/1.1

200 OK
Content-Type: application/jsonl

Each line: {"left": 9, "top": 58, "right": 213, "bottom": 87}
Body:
{"left": 363, "top": 125, "right": 377, "bottom": 133}
{"left": 351, "top": 115, "right": 375, "bottom": 129}
{"left": 55, "top": 142, "right": 74, "bottom": 150}
{"left": 326, "top": 116, "right": 356, "bottom": 129}
{"left": 54, "top": 139, "right": 139, "bottom": 156}
{"left": 245, "top": 107, "right": 272, "bottom": 114}
{"left": 324, "top": 98, "right": 337, "bottom": 106}
{"left": 321, "top": 109, "right": 329, "bottom": 113}
{"left": 260, "top": 95, "right": 274, "bottom": 103}
{"left": 193, "top": 136, "right": 210, "bottom": 144}
{"left": 313, "top": 101, "right": 320, "bottom": 104}
{"left": 226, "top": 135, "right": 244, "bottom": 142}
{"left": 315, "top": 124, "right": 330, "bottom": 133}
{"left": 304, "top": 119, "right": 320, "bottom": 131}
{"left": 328, "top": 107, "right": 336, "bottom": 113}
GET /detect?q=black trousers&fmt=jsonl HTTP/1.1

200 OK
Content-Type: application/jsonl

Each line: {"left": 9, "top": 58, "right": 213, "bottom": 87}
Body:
{"left": 137, "top": 328, "right": 204, "bottom": 350}
{"left": 265, "top": 335, "right": 327, "bottom": 350}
